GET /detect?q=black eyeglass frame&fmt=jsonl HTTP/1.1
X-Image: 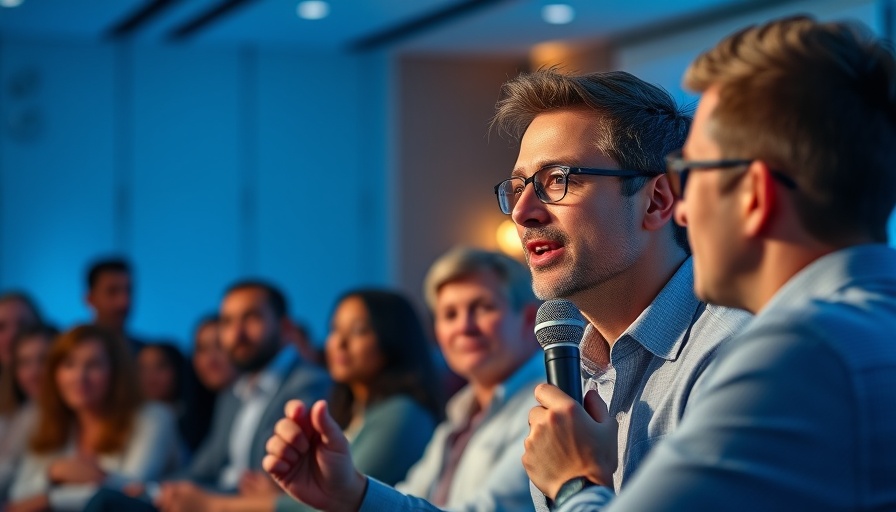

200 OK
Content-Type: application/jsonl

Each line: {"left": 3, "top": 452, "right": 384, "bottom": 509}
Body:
{"left": 664, "top": 150, "right": 798, "bottom": 199}
{"left": 493, "top": 165, "right": 658, "bottom": 215}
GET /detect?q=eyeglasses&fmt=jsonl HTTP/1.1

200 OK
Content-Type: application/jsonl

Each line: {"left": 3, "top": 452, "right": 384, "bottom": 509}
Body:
{"left": 664, "top": 149, "right": 798, "bottom": 198}
{"left": 494, "top": 165, "right": 657, "bottom": 215}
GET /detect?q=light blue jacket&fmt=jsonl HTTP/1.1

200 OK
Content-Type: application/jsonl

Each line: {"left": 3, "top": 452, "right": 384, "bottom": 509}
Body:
{"left": 562, "top": 245, "right": 896, "bottom": 511}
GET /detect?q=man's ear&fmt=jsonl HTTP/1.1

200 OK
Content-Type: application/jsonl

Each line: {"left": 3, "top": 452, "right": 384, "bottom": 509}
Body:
{"left": 742, "top": 161, "right": 778, "bottom": 238}
{"left": 642, "top": 174, "right": 677, "bottom": 232}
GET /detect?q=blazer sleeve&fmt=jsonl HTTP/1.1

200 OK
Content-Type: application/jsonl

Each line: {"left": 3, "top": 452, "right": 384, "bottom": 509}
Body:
{"left": 558, "top": 322, "right": 860, "bottom": 512}
{"left": 250, "top": 363, "right": 332, "bottom": 472}
{"left": 178, "top": 389, "right": 237, "bottom": 486}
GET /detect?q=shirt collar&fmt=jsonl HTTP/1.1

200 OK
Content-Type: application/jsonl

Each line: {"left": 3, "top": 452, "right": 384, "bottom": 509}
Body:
{"left": 445, "top": 352, "right": 544, "bottom": 425}
{"left": 759, "top": 244, "right": 896, "bottom": 317}
{"left": 581, "top": 258, "right": 701, "bottom": 369}
{"left": 233, "top": 344, "right": 298, "bottom": 399}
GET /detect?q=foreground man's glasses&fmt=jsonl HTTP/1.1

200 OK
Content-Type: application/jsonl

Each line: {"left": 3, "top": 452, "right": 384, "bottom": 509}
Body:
{"left": 665, "top": 150, "right": 798, "bottom": 198}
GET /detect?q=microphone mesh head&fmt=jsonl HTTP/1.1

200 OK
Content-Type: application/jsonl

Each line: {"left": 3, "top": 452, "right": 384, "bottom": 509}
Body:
{"left": 534, "top": 299, "right": 585, "bottom": 349}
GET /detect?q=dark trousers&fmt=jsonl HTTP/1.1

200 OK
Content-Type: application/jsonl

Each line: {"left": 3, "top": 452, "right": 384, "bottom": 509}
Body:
{"left": 83, "top": 488, "right": 158, "bottom": 512}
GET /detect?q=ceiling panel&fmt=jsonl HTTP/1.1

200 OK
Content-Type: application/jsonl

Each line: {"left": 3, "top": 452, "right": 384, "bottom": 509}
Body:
{"left": 0, "top": 0, "right": 806, "bottom": 55}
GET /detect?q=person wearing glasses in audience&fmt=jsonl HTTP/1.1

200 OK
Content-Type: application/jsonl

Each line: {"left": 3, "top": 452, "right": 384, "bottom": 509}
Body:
{"left": 260, "top": 71, "right": 750, "bottom": 512}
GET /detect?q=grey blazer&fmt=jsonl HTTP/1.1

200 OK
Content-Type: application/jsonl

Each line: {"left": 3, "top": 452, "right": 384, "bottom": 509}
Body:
{"left": 182, "top": 354, "right": 331, "bottom": 489}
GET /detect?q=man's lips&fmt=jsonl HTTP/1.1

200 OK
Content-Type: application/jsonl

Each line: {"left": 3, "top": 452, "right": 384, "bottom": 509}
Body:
{"left": 525, "top": 239, "right": 562, "bottom": 256}
{"left": 524, "top": 239, "right": 565, "bottom": 267}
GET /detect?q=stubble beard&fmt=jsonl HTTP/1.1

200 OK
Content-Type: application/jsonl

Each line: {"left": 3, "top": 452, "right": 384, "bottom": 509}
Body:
{"left": 232, "top": 333, "right": 281, "bottom": 373}
{"left": 529, "top": 241, "right": 639, "bottom": 303}
{"left": 530, "top": 256, "right": 598, "bottom": 301}
{"left": 523, "top": 226, "right": 598, "bottom": 301}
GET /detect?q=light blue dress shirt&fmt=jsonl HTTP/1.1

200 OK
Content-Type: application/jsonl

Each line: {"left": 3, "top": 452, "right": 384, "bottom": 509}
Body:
{"left": 219, "top": 345, "right": 298, "bottom": 490}
{"left": 532, "top": 258, "right": 750, "bottom": 511}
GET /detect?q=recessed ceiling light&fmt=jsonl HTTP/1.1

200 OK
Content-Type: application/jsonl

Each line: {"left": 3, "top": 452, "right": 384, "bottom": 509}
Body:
{"left": 296, "top": 1, "right": 329, "bottom": 20}
{"left": 542, "top": 4, "right": 575, "bottom": 25}
{"left": 0, "top": 0, "right": 25, "bottom": 8}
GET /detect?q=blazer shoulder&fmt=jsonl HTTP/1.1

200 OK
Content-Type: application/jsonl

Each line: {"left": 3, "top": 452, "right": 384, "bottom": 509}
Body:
{"left": 277, "top": 360, "right": 332, "bottom": 401}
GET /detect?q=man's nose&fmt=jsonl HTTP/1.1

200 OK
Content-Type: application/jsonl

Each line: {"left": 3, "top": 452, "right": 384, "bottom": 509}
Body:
{"left": 511, "top": 183, "right": 549, "bottom": 226}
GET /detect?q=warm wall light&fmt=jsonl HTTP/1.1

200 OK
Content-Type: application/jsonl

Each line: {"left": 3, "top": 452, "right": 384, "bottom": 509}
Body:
{"left": 296, "top": 1, "right": 329, "bottom": 20}
{"left": 542, "top": 4, "right": 575, "bottom": 25}
{"left": 496, "top": 219, "right": 524, "bottom": 258}
{"left": 530, "top": 41, "right": 574, "bottom": 69}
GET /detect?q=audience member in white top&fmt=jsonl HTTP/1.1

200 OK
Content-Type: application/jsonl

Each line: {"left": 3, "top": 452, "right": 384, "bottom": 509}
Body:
{"left": 0, "top": 324, "right": 57, "bottom": 500}
{"left": 6, "top": 325, "right": 180, "bottom": 512}
{"left": 0, "top": 293, "right": 42, "bottom": 371}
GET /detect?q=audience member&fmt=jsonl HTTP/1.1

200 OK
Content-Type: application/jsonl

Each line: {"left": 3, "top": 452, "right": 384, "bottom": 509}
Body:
{"left": 321, "top": 289, "right": 442, "bottom": 485}
{"left": 7, "top": 325, "right": 180, "bottom": 512}
{"left": 138, "top": 343, "right": 187, "bottom": 405}
{"left": 147, "top": 288, "right": 444, "bottom": 512}
{"left": 85, "top": 280, "right": 332, "bottom": 512}
{"left": 85, "top": 257, "right": 143, "bottom": 354}
{"left": 191, "top": 315, "right": 236, "bottom": 393}
{"left": 0, "top": 325, "right": 57, "bottom": 500}
{"left": 265, "top": 247, "right": 548, "bottom": 511}
{"left": 0, "top": 292, "right": 42, "bottom": 370}
{"left": 137, "top": 342, "right": 200, "bottom": 459}
{"left": 187, "top": 315, "right": 237, "bottom": 453}
{"left": 530, "top": 16, "right": 896, "bottom": 510}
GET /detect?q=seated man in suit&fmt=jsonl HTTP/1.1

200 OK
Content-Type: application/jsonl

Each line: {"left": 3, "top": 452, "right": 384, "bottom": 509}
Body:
{"left": 85, "top": 280, "right": 331, "bottom": 511}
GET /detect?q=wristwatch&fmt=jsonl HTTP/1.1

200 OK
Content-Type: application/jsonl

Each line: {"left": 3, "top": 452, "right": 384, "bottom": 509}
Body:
{"left": 552, "top": 476, "right": 596, "bottom": 510}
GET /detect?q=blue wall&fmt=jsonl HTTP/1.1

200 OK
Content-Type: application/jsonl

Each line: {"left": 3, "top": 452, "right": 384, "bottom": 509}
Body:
{"left": 2, "top": 0, "right": 893, "bottom": 348}
{"left": 0, "top": 38, "right": 391, "bottom": 347}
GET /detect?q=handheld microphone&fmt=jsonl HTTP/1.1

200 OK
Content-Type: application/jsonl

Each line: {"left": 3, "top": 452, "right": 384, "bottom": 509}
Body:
{"left": 535, "top": 299, "right": 586, "bottom": 404}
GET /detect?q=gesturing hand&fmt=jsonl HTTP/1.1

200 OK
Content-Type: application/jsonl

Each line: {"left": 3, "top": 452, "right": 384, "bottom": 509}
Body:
{"left": 239, "top": 470, "right": 281, "bottom": 497}
{"left": 47, "top": 457, "right": 105, "bottom": 485}
{"left": 523, "top": 385, "right": 618, "bottom": 500}
{"left": 154, "top": 481, "right": 215, "bottom": 512}
{"left": 263, "top": 399, "right": 367, "bottom": 512}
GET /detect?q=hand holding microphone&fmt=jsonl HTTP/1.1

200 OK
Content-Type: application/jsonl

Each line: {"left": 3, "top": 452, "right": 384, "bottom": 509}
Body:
{"left": 523, "top": 299, "right": 617, "bottom": 499}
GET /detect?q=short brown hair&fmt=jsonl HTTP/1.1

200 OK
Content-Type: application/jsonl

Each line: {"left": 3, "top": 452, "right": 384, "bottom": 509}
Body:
{"left": 685, "top": 16, "right": 896, "bottom": 244}
{"left": 30, "top": 324, "right": 141, "bottom": 454}
{"left": 491, "top": 70, "right": 692, "bottom": 252}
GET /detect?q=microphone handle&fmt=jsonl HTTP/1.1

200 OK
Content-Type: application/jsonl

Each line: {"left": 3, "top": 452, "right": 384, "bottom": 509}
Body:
{"left": 544, "top": 343, "right": 583, "bottom": 404}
